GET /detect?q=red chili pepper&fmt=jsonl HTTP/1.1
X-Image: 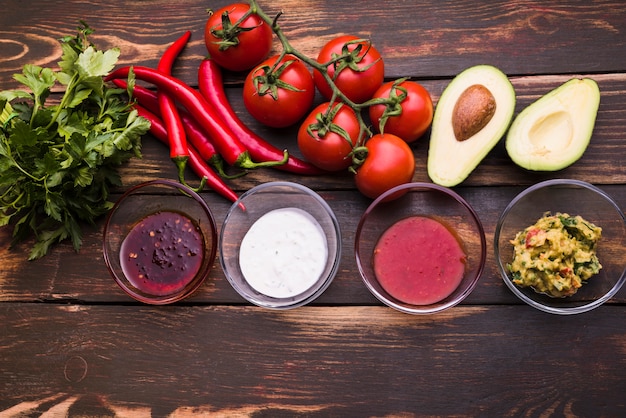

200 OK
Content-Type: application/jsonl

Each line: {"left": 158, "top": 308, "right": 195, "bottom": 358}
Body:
{"left": 183, "top": 111, "right": 247, "bottom": 180}
{"left": 197, "top": 58, "right": 326, "bottom": 175}
{"left": 158, "top": 31, "right": 191, "bottom": 185}
{"left": 106, "top": 66, "right": 288, "bottom": 169}
{"left": 113, "top": 78, "right": 158, "bottom": 112}
{"left": 112, "top": 79, "right": 239, "bottom": 179}
{"left": 134, "top": 104, "right": 240, "bottom": 204}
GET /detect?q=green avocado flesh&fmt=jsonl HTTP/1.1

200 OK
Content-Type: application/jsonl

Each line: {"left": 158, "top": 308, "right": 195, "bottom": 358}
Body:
{"left": 505, "top": 78, "right": 600, "bottom": 171}
{"left": 428, "top": 65, "right": 516, "bottom": 187}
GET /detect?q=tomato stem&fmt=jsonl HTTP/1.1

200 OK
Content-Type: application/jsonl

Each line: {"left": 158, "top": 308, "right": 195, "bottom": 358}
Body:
{"left": 198, "top": 58, "right": 324, "bottom": 175}
{"left": 349, "top": 146, "right": 369, "bottom": 173}
{"left": 247, "top": 0, "right": 399, "bottom": 149}
{"left": 207, "top": 5, "right": 260, "bottom": 51}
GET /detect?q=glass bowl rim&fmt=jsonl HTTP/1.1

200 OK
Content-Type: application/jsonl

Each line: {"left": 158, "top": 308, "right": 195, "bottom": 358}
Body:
{"left": 355, "top": 181, "right": 487, "bottom": 314}
{"left": 102, "top": 178, "right": 218, "bottom": 305}
{"left": 494, "top": 178, "right": 626, "bottom": 315}
{"left": 219, "top": 181, "right": 343, "bottom": 309}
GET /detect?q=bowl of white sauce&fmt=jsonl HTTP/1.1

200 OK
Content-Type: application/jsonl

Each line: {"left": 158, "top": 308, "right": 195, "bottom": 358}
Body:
{"left": 219, "top": 182, "right": 342, "bottom": 309}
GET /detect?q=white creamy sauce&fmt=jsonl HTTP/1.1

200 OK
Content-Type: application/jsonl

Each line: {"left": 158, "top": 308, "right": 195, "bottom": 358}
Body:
{"left": 239, "top": 207, "right": 328, "bottom": 298}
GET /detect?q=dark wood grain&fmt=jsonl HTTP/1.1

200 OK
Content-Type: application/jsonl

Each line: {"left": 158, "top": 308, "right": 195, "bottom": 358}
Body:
{"left": 36, "top": 72, "right": 621, "bottom": 192}
{"left": 1, "top": 0, "right": 626, "bottom": 415}
{"left": 3, "top": 0, "right": 626, "bottom": 87}
{"left": 2, "top": 180, "right": 625, "bottom": 306}
{"left": 1, "top": 304, "right": 625, "bottom": 416}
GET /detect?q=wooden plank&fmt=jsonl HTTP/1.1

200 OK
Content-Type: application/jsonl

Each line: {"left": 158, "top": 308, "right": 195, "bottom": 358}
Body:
{"left": 1, "top": 23, "right": 625, "bottom": 304}
{"left": 1, "top": 304, "right": 625, "bottom": 415}
{"left": 2, "top": 0, "right": 626, "bottom": 89}
{"left": 2, "top": 0, "right": 625, "bottom": 188}
{"left": 2, "top": 185, "right": 625, "bottom": 305}
{"left": 1, "top": 72, "right": 622, "bottom": 195}
{"left": 0, "top": 0, "right": 625, "bottom": 415}
{"left": 152, "top": 72, "right": 626, "bottom": 189}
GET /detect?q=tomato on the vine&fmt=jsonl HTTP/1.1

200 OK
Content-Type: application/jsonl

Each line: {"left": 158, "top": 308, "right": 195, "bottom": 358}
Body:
{"left": 354, "top": 134, "right": 415, "bottom": 199}
{"left": 369, "top": 79, "right": 434, "bottom": 143}
{"left": 297, "top": 102, "right": 361, "bottom": 171}
{"left": 313, "top": 35, "right": 384, "bottom": 104}
{"left": 243, "top": 55, "right": 315, "bottom": 128}
{"left": 204, "top": 3, "right": 273, "bottom": 72}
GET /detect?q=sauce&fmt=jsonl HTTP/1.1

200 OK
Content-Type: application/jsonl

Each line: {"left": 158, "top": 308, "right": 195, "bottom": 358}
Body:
{"left": 239, "top": 207, "right": 328, "bottom": 298}
{"left": 373, "top": 216, "right": 466, "bottom": 305}
{"left": 120, "top": 211, "right": 204, "bottom": 296}
{"left": 508, "top": 212, "right": 602, "bottom": 297}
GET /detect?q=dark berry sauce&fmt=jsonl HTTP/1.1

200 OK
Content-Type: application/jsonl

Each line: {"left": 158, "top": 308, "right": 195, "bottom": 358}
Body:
{"left": 120, "top": 211, "right": 204, "bottom": 296}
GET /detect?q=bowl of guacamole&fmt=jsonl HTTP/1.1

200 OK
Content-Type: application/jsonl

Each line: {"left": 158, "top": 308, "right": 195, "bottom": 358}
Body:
{"left": 508, "top": 212, "right": 602, "bottom": 298}
{"left": 494, "top": 179, "right": 626, "bottom": 315}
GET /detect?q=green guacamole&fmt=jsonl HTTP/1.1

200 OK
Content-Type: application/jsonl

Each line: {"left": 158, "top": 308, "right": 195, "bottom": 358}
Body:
{"left": 508, "top": 212, "right": 602, "bottom": 297}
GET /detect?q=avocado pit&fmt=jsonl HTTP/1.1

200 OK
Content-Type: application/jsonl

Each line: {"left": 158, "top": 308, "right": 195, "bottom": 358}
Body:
{"left": 452, "top": 84, "right": 497, "bottom": 141}
{"left": 427, "top": 64, "right": 516, "bottom": 187}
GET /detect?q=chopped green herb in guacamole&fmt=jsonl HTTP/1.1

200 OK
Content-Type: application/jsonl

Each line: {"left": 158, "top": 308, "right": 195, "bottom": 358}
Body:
{"left": 508, "top": 212, "right": 602, "bottom": 297}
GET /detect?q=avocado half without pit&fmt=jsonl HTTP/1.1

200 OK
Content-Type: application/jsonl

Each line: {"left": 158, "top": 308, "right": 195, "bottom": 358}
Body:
{"left": 427, "top": 65, "right": 516, "bottom": 187}
{"left": 505, "top": 78, "right": 600, "bottom": 171}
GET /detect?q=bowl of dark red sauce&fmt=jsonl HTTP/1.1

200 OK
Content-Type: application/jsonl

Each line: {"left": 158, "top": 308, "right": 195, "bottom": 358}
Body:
{"left": 355, "top": 182, "right": 486, "bottom": 314}
{"left": 103, "top": 179, "right": 217, "bottom": 304}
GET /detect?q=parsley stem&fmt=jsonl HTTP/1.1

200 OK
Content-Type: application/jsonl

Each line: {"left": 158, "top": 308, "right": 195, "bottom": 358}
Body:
{"left": 45, "top": 72, "right": 80, "bottom": 130}
{"left": 10, "top": 156, "right": 45, "bottom": 182}
{"left": 0, "top": 189, "right": 25, "bottom": 210}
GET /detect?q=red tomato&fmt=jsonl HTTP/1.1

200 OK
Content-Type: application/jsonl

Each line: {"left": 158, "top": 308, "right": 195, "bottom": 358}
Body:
{"left": 369, "top": 79, "right": 434, "bottom": 143}
{"left": 297, "top": 102, "right": 361, "bottom": 171}
{"left": 354, "top": 134, "right": 415, "bottom": 199}
{"left": 244, "top": 55, "right": 315, "bottom": 128}
{"left": 204, "top": 3, "right": 273, "bottom": 72}
{"left": 313, "top": 35, "right": 384, "bottom": 104}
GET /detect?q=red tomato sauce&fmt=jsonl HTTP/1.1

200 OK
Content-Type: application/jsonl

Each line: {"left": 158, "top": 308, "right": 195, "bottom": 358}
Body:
{"left": 373, "top": 216, "right": 467, "bottom": 305}
{"left": 120, "top": 211, "right": 204, "bottom": 296}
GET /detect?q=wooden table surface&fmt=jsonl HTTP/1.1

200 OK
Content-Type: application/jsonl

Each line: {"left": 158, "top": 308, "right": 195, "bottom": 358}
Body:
{"left": 2, "top": 0, "right": 626, "bottom": 416}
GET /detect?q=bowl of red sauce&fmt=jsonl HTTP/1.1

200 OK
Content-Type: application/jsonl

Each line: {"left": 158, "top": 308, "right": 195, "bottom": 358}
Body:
{"left": 355, "top": 182, "right": 486, "bottom": 314}
{"left": 103, "top": 179, "right": 217, "bottom": 304}
{"left": 219, "top": 181, "right": 342, "bottom": 309}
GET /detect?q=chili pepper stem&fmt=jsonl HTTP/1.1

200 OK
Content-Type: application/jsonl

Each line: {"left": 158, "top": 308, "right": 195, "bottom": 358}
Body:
{"left": 173, "top": 156, "right": 188, "bottom": 185}
{"left": 173, "top": 156, "right": 207, "bottom": 193}
{"left": 210, "top": 156, "right": 247, "bottom": 179}
{"left": 134, "top": 104, "right": 238, "bottom": 203}
{"left": 235, "top": 149, "right": 289, "bottom": 170}
{"left": 198, "top": 58, "right": 323, "bottom": 175}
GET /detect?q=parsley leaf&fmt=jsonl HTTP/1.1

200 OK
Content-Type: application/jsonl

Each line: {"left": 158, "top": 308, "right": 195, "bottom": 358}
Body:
{"left": 0, "top": 22, "right": 150, "bottom": 259}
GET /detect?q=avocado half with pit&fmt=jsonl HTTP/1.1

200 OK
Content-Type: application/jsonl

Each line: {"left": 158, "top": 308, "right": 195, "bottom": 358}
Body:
{"left": 505, "top": 78, "right": 600, "bottom": 171}
{"left": 427, "top": 65, "right": 516, "bottom": 187}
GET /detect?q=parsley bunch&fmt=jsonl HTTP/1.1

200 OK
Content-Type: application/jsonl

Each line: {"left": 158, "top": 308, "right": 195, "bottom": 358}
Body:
{"left": 0, "top": 22, "right": 150, "bottom": 259}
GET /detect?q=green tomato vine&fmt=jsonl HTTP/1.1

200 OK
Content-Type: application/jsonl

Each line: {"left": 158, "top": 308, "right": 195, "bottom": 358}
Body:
{"left": 234, "top": 0, "right": 406, "bottom": 155}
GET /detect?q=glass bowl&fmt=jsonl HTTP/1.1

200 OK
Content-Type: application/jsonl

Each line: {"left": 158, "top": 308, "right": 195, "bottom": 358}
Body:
{"left": 355, "top": 182, "right": 486, "bottom": 314}
{"left": 219, "top": 182, "right": 342, "bottom": 309}
{"left": 103, "top": 179, "right": 217, "bottom": 304}
{"left": 495, "top": 179, "right": 626, "bottom": 314}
